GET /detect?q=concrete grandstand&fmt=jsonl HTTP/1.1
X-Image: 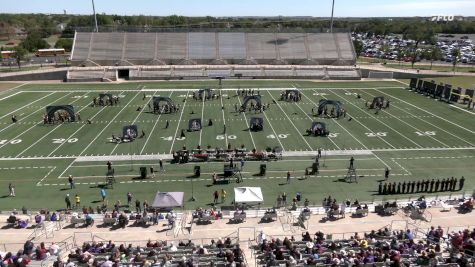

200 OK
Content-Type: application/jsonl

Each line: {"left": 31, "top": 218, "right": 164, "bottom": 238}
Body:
{"left": 68, "top": 31, "right": 359, "bottom": 82}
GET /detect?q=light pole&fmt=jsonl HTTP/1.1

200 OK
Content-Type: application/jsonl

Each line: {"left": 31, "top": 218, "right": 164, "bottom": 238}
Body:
{"left": 92, "top": 0, "right": 98, "bottom": 32}
{"left": 330, "top": 0, "right": 335, "bottom": 33}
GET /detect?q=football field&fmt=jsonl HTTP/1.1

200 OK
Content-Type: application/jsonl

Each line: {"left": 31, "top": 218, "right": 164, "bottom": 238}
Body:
{"left": 0, "top": 80, "right": 474, "bottom": 210}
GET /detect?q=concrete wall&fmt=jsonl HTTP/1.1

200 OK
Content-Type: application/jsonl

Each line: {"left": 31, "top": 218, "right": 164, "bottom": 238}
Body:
{"left": 0, "top": 70, "right": 67, "bottom": 81}
{"left": 360, "top": 68, "right": 455, "bottom": 79}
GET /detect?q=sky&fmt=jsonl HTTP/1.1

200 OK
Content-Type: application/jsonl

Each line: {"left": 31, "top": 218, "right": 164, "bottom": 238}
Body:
{"left": 1, "top": 0, "right": 473, "bottom": 17}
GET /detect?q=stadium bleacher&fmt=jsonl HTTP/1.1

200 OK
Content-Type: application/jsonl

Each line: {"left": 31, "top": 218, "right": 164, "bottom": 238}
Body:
{"left": 71, "top": 31, "right": 356, "bottom": 66}
{"left": 68, "top": 31, "right": 359, "bottom": 81}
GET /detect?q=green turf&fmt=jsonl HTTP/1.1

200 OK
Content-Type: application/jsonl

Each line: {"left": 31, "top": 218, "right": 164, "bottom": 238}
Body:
{"left": 0, "top": 79, "right": 473, "bottom": 211}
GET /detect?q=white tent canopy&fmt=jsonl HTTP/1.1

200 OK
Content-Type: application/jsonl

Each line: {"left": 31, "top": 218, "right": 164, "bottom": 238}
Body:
{"left": 234, "top": 187, "right": 263, "bottom": 204}
{"left": 151, "top": 192, "right": 184, "bottom": 208}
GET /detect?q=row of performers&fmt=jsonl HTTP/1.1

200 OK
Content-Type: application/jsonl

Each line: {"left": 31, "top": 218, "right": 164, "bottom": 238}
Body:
{"left": 192, "top": 91, "right": 219, "bottom": 101}
{"left": 312, "top": 106, "right": 347, "bottom": 118}
{"left": 280, "top": 91, "right": 302, "bottom": 102}
{"left": 237, "top": 88, "right": 260, "bottom": 97}
{"left": 43, "top": 112, "right": 78, "bottom": 124}
{"left": 92, "top": 96, "right": 120, "bottom": 107}
{"left": 148, "top": 103, "right": 180, "bottom": 114}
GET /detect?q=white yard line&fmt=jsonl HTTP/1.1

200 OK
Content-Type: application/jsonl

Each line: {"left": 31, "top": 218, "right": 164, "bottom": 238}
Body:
{"left": 236, "top": 93, "right": 257, "bottom": 150}
{"left": 337, "top": 89, "right": 424, "bottom": 148}
{"left": 391, "top": 158, "right": 412, "bottom": 175}
{"left": 36, "top": 166, "right": 56, "bottom": 186}
{"left": 0, "top": 92, "right": 55, "bottom": 120}
{"left": 140, "top": 91, "right": 174, "bottom": 154}
{"left": 302, "top": 89, "right": 366, "bottom": 149}
{"left": 169, "top": 90, "right": 189, "bottom": 154}
{"left": 57, "top": 89, "right": 143, "bottom": 179}
{"left": 290, "top": 91, "right": 341, "bottom": 150}
{"left": 219, "top": 91, "right": 228, "bottom": 147}
{"left": 322, "top": 89, "right": 397, "bottom": 149}
{"left": 450, "top": 104, "right": 475, "bottom": 116}
{"left": 0, "top": 82, "right": 29, "bottom": 98}
{"left": 198, "top": 94, "right": 205, "bottom": 146}
{"left": 0, "top": 92, "right": 74, "bottom": 153}
{"left": 47, "top": 91, "right": 127, "bottom": 157}
{"left": 260, "top": 103, "right": 286, "bottom": 151}
{"left": 374, "top": 88, "right": 475, "bottom": 135}
{"left": 265, "top": 89, "right": 313, "bottom": 150}
{"left": 0, "top": 91, "right": 23, "bottom": 101}
{"left": 359, "top": 89, "right": 473, "bottom": 147}
{"left": 110, "top": 87, "right": 151, "bottom": 155}
{"left": 353, "top": 89, "right": 450, "bottom": 148}
{"left": 16, "top": 92, "right": 91, "bottom": 157}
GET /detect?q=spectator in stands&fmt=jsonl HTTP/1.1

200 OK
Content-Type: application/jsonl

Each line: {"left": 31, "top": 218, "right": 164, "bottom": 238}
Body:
{"left": 405, "top": 229, "right": 414, "bottom": 240}
{"left": 49, "top": 242, "right": 60, "bottom": 256}
{"left": 85, "top": 213, "right": 94, "bottom": 227}
{"left": 36, "top": 242, "right": 48, "bottom": 260}
{"left": 34, "top": 213, "right": 42, "bottom": 225}
{"left": 23, "top": 240, "right": 34, "bottom": 256}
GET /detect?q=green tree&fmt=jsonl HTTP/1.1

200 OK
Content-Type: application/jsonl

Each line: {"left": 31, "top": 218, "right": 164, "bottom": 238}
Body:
{"left": 403, "top": 24, "right": 435, "bottom": 68}
{"left": 20, "top": 32, "right": 50, "bottom": 52}
{"left": 396, "top": 46, "right": 405, "bottom": 65}
{"left": 13, "top": 46, "right": 27, "bottom": 69}
{"left": 353, "top": 39, "right": 363, "bottom": 58}
{"left": 54, "top": 38, "right": 73, "bottom": 52}
{"left": 427, "top": 47, "right": 442, "bottom": 70}
{"left": 451, "top": 48, "right": 461, "bottom": 72}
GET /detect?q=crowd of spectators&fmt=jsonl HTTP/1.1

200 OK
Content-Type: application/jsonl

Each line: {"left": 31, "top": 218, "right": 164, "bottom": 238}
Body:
{"left": 60, "top": 238, "right": 246, "bottom": 267}
{"left": 0, "top": 240, "right": 62, "bottom": 267}
{"left": 255, "top": 226, "right": 475, "bottom": 267}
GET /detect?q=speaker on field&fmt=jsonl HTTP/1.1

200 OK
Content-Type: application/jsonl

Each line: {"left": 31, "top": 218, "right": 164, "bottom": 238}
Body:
{"left": 194, "top": 166, "right": 201, "bottom": 177}
{"left": 140, "top": 167, "right": 147, "bottom": 179}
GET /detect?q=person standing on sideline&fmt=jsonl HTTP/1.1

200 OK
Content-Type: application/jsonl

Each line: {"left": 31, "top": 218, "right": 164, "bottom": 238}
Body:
{"left": 159, "top": 159, "right": 164, "bottom": 172}
{"left": 68, "top": 175, "right": 75, "bottom": 189}
{"left": 165, "top": 120, "right": 169, "bottom": 129}
{"left": 384, "top": 167, "right": 390, "bottom": 180}
{"left": 286, "top": 171, "right": 291, "bottom": 184}
{"left": 107, "top": 161, "right": 112, "bottom": 171}
{"left": 150, "top": 166, "right": 155, "bottom": 178}
{"left": 240, "top": 158, "right": 245, "bottom": 170}
{"left": 135, "top": 199, "right": 141, "bottom": 213}
{"left": 127, "top": 192, "right": 133, "bottom": 206}
{"left": 349, "top": 157, "right": 354, "bottom": 169}
{"left": 8, "top": 183, "right": 15, "bottom": 197}
{"left": 65, "top": 194, "right": 71, "bottom": 210}
{"left": 100, "top": 188, "right": 106, "bottom": 202}
{"left": 459, "top": 176, "right": 465, "bottom": 191}
{"left": 213, "top": 190, "right": 219, "bottom": 204}
{"left": 317, "top": 148, "right": 322, "bottom": 158}
{"left": 75, "top": 194, "right": 80, "bottom": 208}
{"left": 221, "top": 189, "right": 227, "bottom": 203}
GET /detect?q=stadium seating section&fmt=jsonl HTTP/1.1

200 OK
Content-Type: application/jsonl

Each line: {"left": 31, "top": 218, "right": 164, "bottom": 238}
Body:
{"left": 71, "top": 32, "right": 356, "bottom": 66}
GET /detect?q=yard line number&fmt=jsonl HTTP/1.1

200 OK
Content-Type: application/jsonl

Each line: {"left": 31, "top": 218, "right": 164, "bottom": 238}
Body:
{"left": 266, "top": 134, "right": 290, "bottom": 139}
{"left": 161, "top": 136, "right": 187, "bottom": 141}
{"left": 52, "top": 138, "right": 78, "bottom": 144}
{"left": 365, "top": 132, "right": 387, "bottom": 137}
{"left": 415, "top": 131, "right": 436, "bottom": 136}
{"left": 0, "top": 139, "right": 22, "bottom": 145}
{"left": 217, "top": 135, "right": 237, "bottom": 140}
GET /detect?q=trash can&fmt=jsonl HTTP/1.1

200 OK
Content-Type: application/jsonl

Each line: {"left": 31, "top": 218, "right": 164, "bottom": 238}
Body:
{"left": 296, "top": 192, "right": 302, "bottom": 202}
{"left": 140, "top": 167, "right": 147, "bottom": 179}
{"left": 260, "top": 164, "right": 266, "bottom": 176}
